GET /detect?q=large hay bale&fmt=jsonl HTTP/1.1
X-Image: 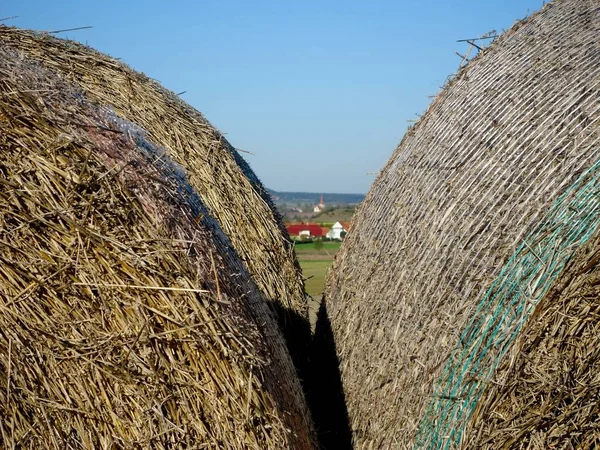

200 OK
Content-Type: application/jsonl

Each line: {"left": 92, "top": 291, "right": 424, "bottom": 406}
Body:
{"left": 0, "top": 26, "right": 308, "bottom": 341}
{"left": 324, "top": 0, "right": 600, "bottom": 448}
{"left": 466, "top": 232, "right": 600, "bottom": 449}
{"left": 0, "top": 38, "right": 315, "bottom": 448}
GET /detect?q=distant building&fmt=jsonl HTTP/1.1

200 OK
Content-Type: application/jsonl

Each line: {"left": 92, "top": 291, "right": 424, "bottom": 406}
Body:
{"left": 313, "top": 194, "right": 326, "bottom": 213}
{"left": 298, "top": 230, "right": 311, "bottom": 239}
{"left": 286, "top": 223, "right": 325, "bottom": 239}
{"left": 326, "top": 221, "right": 349, "bottom": 240}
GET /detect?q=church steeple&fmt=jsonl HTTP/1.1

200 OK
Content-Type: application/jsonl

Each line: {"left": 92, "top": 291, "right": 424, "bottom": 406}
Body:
{"left": 314, "top": 194, "right": 326, "bottom": 213}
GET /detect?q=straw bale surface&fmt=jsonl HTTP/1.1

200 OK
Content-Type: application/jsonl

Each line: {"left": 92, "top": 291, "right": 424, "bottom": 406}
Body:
{"left": 465, "top": 231, "right": 600, "bottom": 449}
{"left": 324, "top": 0, "right": 600, "bottom": 448}
{"left": 0, "top": 45, "right": 315, "bottom": 449}
{"left": 0, "top": 25, "right": 308, "bottom": 325}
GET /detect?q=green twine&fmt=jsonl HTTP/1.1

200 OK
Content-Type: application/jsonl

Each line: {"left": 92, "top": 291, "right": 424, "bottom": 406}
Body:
{"left": 415, "top": 159, "right": 600, "bottom": 449}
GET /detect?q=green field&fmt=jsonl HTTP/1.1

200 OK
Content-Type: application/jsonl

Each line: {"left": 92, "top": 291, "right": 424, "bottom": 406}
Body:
{"left": 294, "top": 241, "right": 341, "bottom": 256}
{"left": 299, "top": 260, "right": 333, "bottom": 297}
{"left": 295, "top": 242, "right": 341, "bottom": 296}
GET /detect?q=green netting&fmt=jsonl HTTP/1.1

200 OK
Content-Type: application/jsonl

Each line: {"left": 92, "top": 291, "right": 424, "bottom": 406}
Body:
{"left": 415, "top": 159, "right": 600, "bottom": 449}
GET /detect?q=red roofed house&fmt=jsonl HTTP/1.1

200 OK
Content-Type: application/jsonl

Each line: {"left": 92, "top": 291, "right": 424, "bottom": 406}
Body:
{"left": 286, "top": 223, "right": 324, "bottom": 239}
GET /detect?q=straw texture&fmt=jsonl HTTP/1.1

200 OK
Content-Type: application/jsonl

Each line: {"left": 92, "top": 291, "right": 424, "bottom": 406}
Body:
{"left": 0, "top": 39, "right": 315, "bottom": 449}
{"left": 0, "top": 25, "right": 308, "bottom": 324}
{"left": 324, "top": 0, "right": 600, "bottom": 448}
{"left": 465, "top": 230, "right": 600, "bottom": 449}
{"left": 417, "top": 157, "right": 600, "bottom": 448}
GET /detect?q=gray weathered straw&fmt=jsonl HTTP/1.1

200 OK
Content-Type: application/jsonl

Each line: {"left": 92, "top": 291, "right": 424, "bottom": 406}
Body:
{"left": 324, "top": 0, "right": 600, "bottom": 448}
{"left": 466, "top": 231, "right": 600, "bottom": 449}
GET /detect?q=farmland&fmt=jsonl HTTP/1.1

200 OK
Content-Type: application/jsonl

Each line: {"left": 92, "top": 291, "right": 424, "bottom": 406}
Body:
{"left": 295, "top": 241, "right": 341, "bottom": 296}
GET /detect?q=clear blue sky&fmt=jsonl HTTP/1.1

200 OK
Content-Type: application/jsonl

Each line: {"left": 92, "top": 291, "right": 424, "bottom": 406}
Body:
{"left": 4, "top": 1, "right": 545, "bottom": 193}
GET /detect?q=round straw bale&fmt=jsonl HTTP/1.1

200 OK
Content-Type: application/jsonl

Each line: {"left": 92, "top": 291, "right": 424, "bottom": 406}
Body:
{"left": 466, "top": 231, "right": 600, "bottom": 449}
{"left": 323, "top": 0, "right": 600, "bottom": 448}
{"left": 0, "top": 43, "right": 315, "bottom": 449}
{"left": 0, "top": 26, "right": 309, "bottom": 363}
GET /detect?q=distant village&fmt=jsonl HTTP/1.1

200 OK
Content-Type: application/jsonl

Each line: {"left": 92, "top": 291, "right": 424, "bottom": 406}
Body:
{"left": 281, "top": 195, "right": 353, "bottom": 241}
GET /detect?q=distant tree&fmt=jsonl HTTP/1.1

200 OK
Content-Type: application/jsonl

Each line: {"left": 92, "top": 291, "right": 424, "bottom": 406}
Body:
{"left": 340, "top": 231, "right": 347, "bottom": 240}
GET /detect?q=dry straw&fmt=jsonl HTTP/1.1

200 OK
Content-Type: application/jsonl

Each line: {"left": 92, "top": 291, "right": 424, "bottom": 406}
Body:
{"left": 0, "top": 25, "right": 309, "bottom": 337}
{"left": 324, "top": 0, "right": 600, "bottom": 448}
{"left": 0, "top": 36, "right": 315, "bottom": 448}
{"left": 466, "top": 231, "right": 600, "bottom": 449}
